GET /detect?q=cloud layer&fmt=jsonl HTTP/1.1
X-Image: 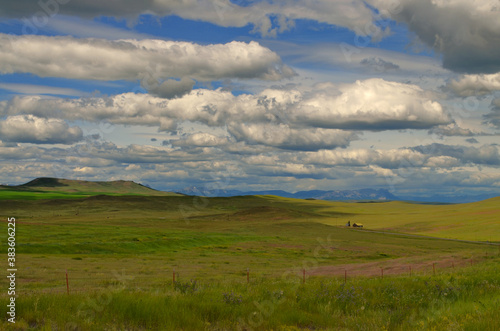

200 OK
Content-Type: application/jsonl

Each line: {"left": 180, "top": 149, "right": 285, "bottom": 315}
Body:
{"left": 4, "top": 0, "right": 498, "bottom": 75}
{"left": 0, "top": 0, "right": 380, "bottom": 38}
{"left": 0, "top": 34, "right": 294, "bottom": 87}
{"left": 2, "top": 138, "right": 499, "bottom": 196}
{"left": 0, "top": 78, "right": 450, "bottom": 148}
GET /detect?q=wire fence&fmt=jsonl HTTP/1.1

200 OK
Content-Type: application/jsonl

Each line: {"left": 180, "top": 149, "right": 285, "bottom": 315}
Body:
{"left": 10, "top": 252, "right": 499, "bottom": 296}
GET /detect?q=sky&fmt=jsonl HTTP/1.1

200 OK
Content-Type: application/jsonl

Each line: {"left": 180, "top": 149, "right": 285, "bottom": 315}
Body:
{"left": 0, "top": 0, "right": 499, "bottom": 200}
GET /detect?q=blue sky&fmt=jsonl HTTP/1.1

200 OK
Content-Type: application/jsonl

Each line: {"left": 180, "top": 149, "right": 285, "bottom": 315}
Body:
{"left": 0, "top": 0, "right": 499, "bottom": 200}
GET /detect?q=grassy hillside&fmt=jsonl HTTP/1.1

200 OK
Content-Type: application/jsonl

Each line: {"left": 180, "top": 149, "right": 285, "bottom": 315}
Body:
{"left": 0, "top": 177, "right": 181, "bottom": 199}
{"left": 309, "top": 197, "right": 500, "bottom": 242}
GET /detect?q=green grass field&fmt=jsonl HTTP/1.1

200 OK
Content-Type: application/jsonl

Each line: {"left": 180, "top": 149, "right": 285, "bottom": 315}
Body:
{"left": 0, "top": 180, "right": 499, "bottom": 330}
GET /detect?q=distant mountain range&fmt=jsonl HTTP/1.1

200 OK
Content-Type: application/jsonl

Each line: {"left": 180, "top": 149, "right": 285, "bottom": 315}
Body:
{"left": 396, "top": 193, "right": 500, "bottom": 204}
{"left": 177, "top": 186, "right": 499, "bottom": 203}
{"left": 177, "top": 187, "right": 399, "bottom": 201}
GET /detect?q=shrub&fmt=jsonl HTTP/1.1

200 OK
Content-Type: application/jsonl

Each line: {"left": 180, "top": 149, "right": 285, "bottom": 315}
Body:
{"left": 174, "top": 279, "right": 198, "bottom": 294}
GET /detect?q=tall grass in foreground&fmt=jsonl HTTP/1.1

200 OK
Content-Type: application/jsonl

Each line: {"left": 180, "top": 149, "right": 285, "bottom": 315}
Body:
{"left": 2, "top": 261, "right": 499, "bottom": 330}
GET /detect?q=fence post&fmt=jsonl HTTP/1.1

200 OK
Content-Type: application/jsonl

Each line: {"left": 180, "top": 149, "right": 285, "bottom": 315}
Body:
{"left": 65, "top": 269, "right": 69, "bottom": 295}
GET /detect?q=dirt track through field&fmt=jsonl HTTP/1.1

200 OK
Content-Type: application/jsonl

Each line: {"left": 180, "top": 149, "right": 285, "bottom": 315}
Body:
{"left": 309, "top": 255, "right": 486, "bottom": 278}
{"left": 305, "top": 229, "right": 499, "bottom": 278}
{"left": 355, "top": 228, "right": 499, "bottom": 246}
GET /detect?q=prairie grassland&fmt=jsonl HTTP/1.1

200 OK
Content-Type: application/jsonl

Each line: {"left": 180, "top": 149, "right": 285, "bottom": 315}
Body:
{"left": 0, "top": 194, "right": 499, "bottom": 329}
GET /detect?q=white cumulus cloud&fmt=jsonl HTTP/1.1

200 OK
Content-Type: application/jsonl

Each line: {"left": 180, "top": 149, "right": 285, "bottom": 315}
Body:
{"left": 227, "top": 123, "right": 358, "bottom": 151}
{"left": 447, "top": 73, "right": 500, "bottom": 96}
{"left": 0, "top": 34, "right": 294, "bottom": 85}
{"left": 291, "top": 79, "right": 450, "bottom": 130}
{"left": 0, "top": 115, "right": 83, "bottom": 144}
{"left": 171, "top": 133, "right": 230, "bottom": 148}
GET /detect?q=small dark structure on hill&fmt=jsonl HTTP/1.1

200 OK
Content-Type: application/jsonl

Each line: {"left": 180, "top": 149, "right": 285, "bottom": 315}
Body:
{"left": 353, "top": 223, "right": 363, "bottom": 228}
{"left": 345, "top": 221, "right": 351, "bottom": 227}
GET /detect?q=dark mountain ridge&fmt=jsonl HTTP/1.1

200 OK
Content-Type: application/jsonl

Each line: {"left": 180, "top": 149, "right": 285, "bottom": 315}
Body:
{"left": 177, "top": 186, "right": 398, "bottom": 201}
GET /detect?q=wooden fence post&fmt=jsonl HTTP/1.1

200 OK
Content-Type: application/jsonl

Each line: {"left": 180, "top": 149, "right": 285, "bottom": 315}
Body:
{"left": 65, "top": 269, "right": 69, "bottom": 295}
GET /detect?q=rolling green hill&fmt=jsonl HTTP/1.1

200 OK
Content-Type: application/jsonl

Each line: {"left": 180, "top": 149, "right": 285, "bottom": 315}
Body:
{"left": 0, "top": 177, "right": 181, "bottom": 199}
